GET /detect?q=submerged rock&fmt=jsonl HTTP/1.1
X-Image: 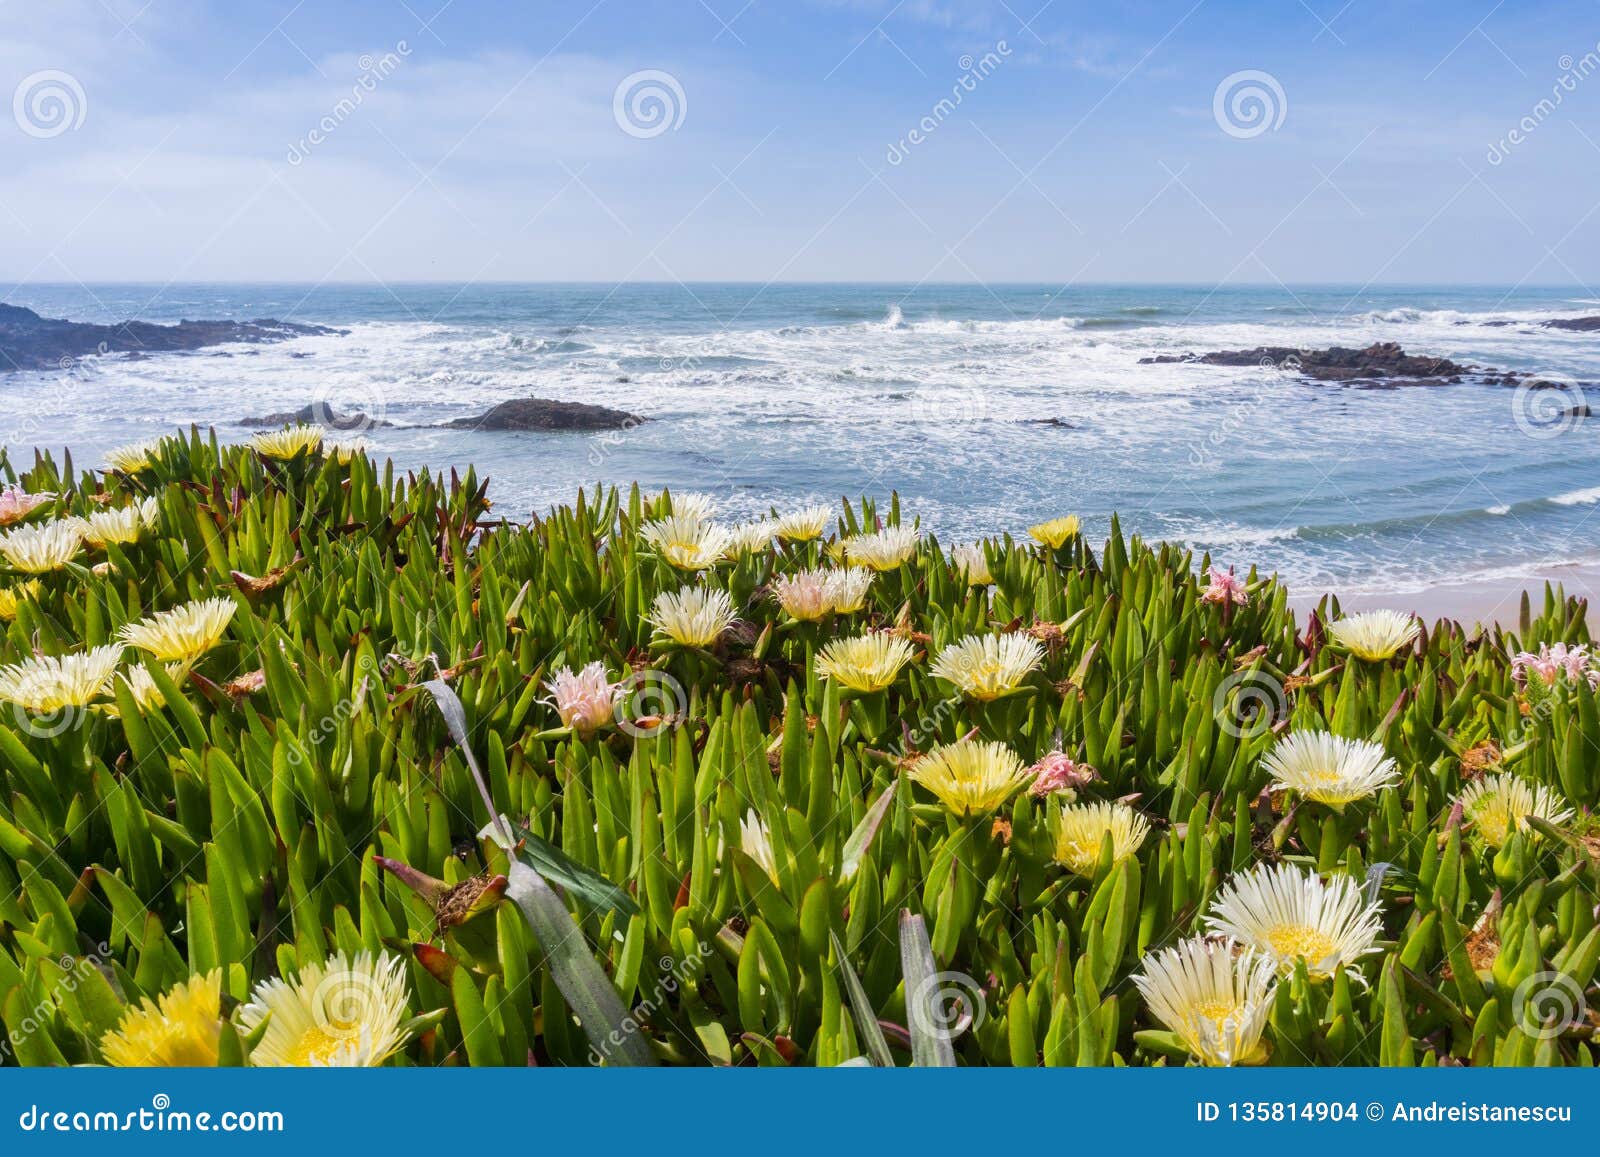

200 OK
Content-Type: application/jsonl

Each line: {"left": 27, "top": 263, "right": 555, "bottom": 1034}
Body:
{"left": 1139, "top": 341, "right": 1515, "bottom": 384}
{"left": 237, "top": 403, "right": 389, "bottom": 429}
{"left": 445, "top": 398, "right": 644, "bottom": 431}
{"left": 0, "top": 302, "right": 343, "bottom": 373}
{"left": 1544, "top": 316, "right": 1600, "bottom": 332}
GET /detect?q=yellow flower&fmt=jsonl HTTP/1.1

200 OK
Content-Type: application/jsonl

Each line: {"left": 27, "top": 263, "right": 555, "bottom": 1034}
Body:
{"left": 248, "top": 424, "right": 325, "bottom": 460}
{"left": 647, "top": 586, "right": 737, "bottom": 646}
{"left": 0, "top": 645, "right": 123, "bottom": 713}
{"left": 907, "top": 738, "right": 1030, "bottom": 818}
{"left": 1204, "top": 864, "right": 1383, "bottom": 983}
{"left": 640, "top": 515, "right": 732, "bottom": 571}
{"left": 0, "top": 580, "right": 42, "bottom": 621}
{"left": 78, "top": 497, "right": 160, "bottom": 548}
{"left": 815, "top": 633, "right": 915, "bottom": 693}
{"left": 100, "top": 971, "right": 223, "bottom": 1067}
{"left": 773, "top": 504, "right": 834, "bottom": 542}
{"left": 929, "top": 633, "right": 1044, "bottom": 700}
{"left": 119, "top": 597, "right": 237, "bottom": 664}
{"left": 240, "top": 951, "right": 412, "bottom": 1067}
{"left": 1028, "top": 516, "right": 1080, "bottom": 549}
{"left": 1132, "top": 937, "right": 1276, "bottom": 1067}
{"left": 1052, "top": 800, "right": 1151, "bottom": 877}
{"left": 842, "top": 526, "right": 918, "bottom": 571}
{"left": 1326, "top": 609, "right": 1420, "bottom": 661}
{"left": 104, "top": 438, "right": 164, "bottom": 473}
{"left": 0, "top": 519, "right": 84, "bottom": 572}
{"left": 1455, "top": 773, "right": 1573, "bottom": 848}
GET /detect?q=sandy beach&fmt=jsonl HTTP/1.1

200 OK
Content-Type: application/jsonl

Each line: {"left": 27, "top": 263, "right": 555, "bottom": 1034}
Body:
{"left": 1289, "top": 565, "right": 1599, "bottom": 628}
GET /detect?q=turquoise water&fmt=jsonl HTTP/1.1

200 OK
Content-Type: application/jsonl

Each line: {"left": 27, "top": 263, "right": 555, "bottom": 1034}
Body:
{"left": 3, "top": 282, "right": 1597, "bottom": 594}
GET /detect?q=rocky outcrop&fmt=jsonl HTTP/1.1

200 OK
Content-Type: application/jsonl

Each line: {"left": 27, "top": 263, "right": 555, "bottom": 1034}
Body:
{"left": 1544, "top": 316, "right": 1600, "bottom": 332}
{"left": 238, "top": 403, "right": 389, "bottom": 429}
{"left": 1139, "top": 341, "right": 1516, "bottom": 384}
{"left": 445, "top": 398, "right": 643, "bottom": 431}
{"left": 0, "top": 303, "right": 343, "bottom": 372}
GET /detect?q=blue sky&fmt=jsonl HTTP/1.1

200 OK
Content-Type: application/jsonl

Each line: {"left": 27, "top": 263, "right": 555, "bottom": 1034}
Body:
{"left": 2, "top": 0, "right": 1597, "bottom": 284}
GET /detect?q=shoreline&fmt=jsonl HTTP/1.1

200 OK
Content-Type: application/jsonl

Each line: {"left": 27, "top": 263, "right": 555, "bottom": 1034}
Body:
{"left": 1287, "top": 564, "right": 1598, "bottom": 628}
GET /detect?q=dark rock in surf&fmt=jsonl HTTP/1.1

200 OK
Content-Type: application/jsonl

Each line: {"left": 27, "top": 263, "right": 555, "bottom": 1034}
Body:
{"left": 0, "top": 302, "right": 343, "bottom": 373}
{"left": 1140, "top": 341, "right": 1508, "bottom": 384}
{"left": 445, "top": 398, "right": 643, "bottom": 432}
{"left": 238, "top": 403, "right": 389, "bottom": 429}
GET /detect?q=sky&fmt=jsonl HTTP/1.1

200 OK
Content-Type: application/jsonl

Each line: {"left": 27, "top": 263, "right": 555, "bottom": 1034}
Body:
{"left": 1, "top": 0, "right": 1598, "bottom": 286}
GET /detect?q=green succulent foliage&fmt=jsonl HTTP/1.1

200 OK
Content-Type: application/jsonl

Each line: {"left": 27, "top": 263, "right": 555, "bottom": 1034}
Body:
{"left": 0, "top": 429, "right": 1595, "bottom": 1067}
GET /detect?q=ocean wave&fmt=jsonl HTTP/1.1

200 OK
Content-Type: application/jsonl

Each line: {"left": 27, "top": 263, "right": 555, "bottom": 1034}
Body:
{"left": 1549, "top": 486, "right": 1600, "bottom": 506}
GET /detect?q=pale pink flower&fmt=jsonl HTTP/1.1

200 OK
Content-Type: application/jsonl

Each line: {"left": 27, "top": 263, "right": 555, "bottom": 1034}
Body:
{"left": 1512, "top": 642, "right": 1599, "bottom": 689}
{"left": 0, "top": 487, "right": 53, "bottom": 528}
{"left": 771, "top": 570, "right": 833, "bottom": 622}
{"left": 1200, "top": 566, "right": 1247, "bottom": 606}
{"left": 1028, "top": 751, "right": 1098, "bottom": 798}
{"left": 543, "top": 661, "right": 620, "bottom": 735}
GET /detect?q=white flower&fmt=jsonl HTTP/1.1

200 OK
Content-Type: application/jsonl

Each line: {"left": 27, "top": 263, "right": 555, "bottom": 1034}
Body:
{"left": 1261, "top": 731, "right": 1399, "bottom": 808}
{"left": 1051, "top": 801, "right": 1150, "bottom": 877}
{"left": 240, "top": 951, "right": 412, "bottom": 1067}
{"left": 0, "top": 645, "right": 123, "bottom": 713}
{"left": 78, "top": 497, "right": 160, "bottom": 548}
{"left": 1454, "top": 773, "right": 1574, "bottom": 848}
{"left": 542, "top": 661, "right": 619, "bottom": 735}
{"left": 739, "top": 809, "right": 779, "bottom": 883}
{"left": 1132, "top": 937, "right": 1276, "bottom": 1067}
{"left": 950, "top": 543, "right": 993, "bottom": 586}
{"left": 823, "top": 568, "right": 873, "bottom": 613}
{"left": 1204, "top": 864, "right": 1383, "bottom": 984}
{"left": 772, "top": 504, "right": 833, "bottom": 542}
{"left": 639, "top": 515, "right": 732, "bottom": 571}
{"left": 647, "top": 586, "right": 737, "bottom": 646}
{"left": 815, "top": 633, "right": 915, "bottom": 693}
{"left": 722, "top": 520, "right": 776, "bottom": 558}
{"left": 842, "top": 526, "right": 918, "bottom": 571}
{"left": 0, "top": 520, "right": 84, "bottom": 573}
{"left": 929, "top": 633, "right": 1045, "bottom": 700}
{"left": 771, "top": 570, "right": 834, "bottom": 621}
{"left": 1327, "top": 610, "right": 1420, "bottom": 661}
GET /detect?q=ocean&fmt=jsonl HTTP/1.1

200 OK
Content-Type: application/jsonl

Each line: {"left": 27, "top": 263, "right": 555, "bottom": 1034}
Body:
{"left": 3, "top": 282, "right": 1597, "bottom": 596}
